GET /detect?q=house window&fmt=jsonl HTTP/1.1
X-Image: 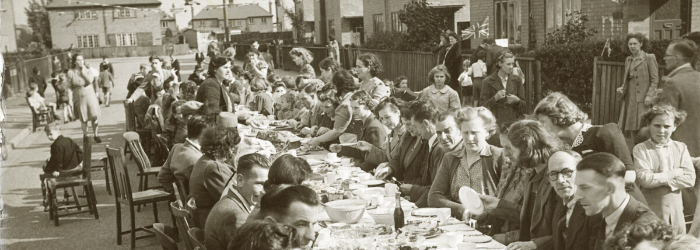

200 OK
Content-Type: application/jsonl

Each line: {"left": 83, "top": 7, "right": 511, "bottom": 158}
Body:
{"left": 77, "top": 35, "right": 99, "bottom": 48}
{"left": 211, "top": 20, "right": 219, "bottom": 27}
{"left": 261, "top": 17, "right": 268, "bottom": 24}
{"left": 546, "top": 0, "right": 581, "bottom": 32}
{"left": 116, "top": 33, "right": 137, "bottom": 46}
{"left": 198, "top": 21, "right": 205, "bottom": 27}
{"left": 391, "top": 12, "right": 404, "bottom": 32}
{"left": 75, "top": 10, "right": 97, "bottom": 20}
{"left": 248, "top": 18, "right": 255, "bottom": 25}
{"left": 373, "top": 14, "right": 384, "bottom": 33}
{"left": 235, "top": 20, "right": 244, "bottom": 27}
{"left": 494, "top": 0, "right": 522, "bottom": 44}
{"left": 161, "top": 21, "right": 168, "bottom": 28}
{"left": 114, "top": 8, "right": 135, "bottom": 18}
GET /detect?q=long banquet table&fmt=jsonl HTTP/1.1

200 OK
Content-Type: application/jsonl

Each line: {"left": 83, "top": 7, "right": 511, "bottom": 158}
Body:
{"left": 295, "top": 148, "right": 507, "bottom": 250}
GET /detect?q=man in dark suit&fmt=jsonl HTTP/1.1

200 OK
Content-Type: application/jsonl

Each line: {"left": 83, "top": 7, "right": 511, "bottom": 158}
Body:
{"left": 547, "top": 151, "right": 603, "bottom": 250}
{"left": 195, "top": 50, "right": 206, "bottom": 65}
{"left": 205, "top": 153, "right": 270, "bottom": 250}
{"left": 330, "top": 91, "right": 387, "bottom": 171}
{"left": 44, "top": 123, "right": 83, "bottom": 175}
{"left": 575, "top": 153, "right": 659, "bottom": 250}
{"left": 373, "top": 101, "right": 421, "bottom": 182}
{"left": 157, "top": 115, "right": 209, "bottom": 193}
{"left": 30, "top": 67, "right": 47, "bottom": 97}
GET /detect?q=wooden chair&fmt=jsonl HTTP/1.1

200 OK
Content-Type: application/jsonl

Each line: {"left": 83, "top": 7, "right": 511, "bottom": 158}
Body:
{"left": 187, "top": 198, "right": 200, "bottom": 228}
{"left": 123, "top": 132, "right": 162, "bottom": 194}
{"left": 170, "top": 201, "right": 195, "bottom": 250}
{"left": 173, "top": 181, "right": 188, "bottom": 208}
{"left": 153, "top": 223, "right": 178, "bottom": 250}
{"left": 27, "top": 97, "right": 54, "bottom": 132}
{"left": 188, "top": 228, "right": 207, "bottom": 250}
{"left": 147, "top": 105, "right": 165, "bottom": 164}
{"left": 105, "top": 146, "right": 172, "bottom": 249}
{"left": 124, "top": 100, "right": 136, "bottom": 159}
{"left": 44, "top": 135, "right": 99, "bottom": 226}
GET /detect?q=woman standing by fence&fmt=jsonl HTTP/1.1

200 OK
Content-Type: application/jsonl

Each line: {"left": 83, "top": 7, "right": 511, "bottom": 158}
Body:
{"left": 66, "top": 52, "right": 101, "bottom": 143}
{"left": 616, "top": 33, "right": 659, "bottom": 143}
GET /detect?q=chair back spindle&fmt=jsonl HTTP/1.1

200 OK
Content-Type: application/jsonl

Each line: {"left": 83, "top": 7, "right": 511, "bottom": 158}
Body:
{"left": 105, "top": 146, "right": 134, "bottom": 203}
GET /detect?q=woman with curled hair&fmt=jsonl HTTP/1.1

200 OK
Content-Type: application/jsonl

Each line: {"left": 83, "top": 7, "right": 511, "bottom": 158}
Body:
{"left": 329, "top": 90, "right": 388, "bottom": 171}
{"left": 190, "top": 120, "right": 242, "bottom": 228}
{"left": 66, "top": 52, "right": 102, "bottom": 142}
{"left": 195, "top": 56, "right": 234, "bottom": 112}
{"left": 428, "top": 106, "right": 508, "bottom": 220}
{"left": 307, "top": 69, "right": 359, "bottom": 147}
{"left": 634, "top": 105, "right": 694, "bottom": 235}
{"left": 616, "top": 33, "right": 659, "bottom": 143}
{"left": 605, "top": 220, "right": 675, "bottom": 250}
{"left": 418, "top": 64, "right": 461, "bottom": 111}
{"left": 318, "top": 57, "right": 339, "bottom": 84}
{"left": 289, "top": 47, "right": 315, "bottom": 78}
{"left": 247, "top": 77, "right": 274, "bottom": 116}
{"left": 533, "top": 92, "right": 648, "bottom": 205}
{"left": 480, "top": 50, "right": 525, "bottom": 125}
{"left": 227, "top": 219, "right": 301, "bottom": 250}
{"left": 664, "top": 234, "right": 700, "bottom": 250}
{"left": 442, "top": 30, "right": 463, "bottom": 97}
{"left": 360, "top": 97, "right": 408, "bottom": 171}
{"left": 355, "top": 53, "right": 390, "bottom": 102}
{"left": 487, "top": 120, "right": 561, "bottom": 248}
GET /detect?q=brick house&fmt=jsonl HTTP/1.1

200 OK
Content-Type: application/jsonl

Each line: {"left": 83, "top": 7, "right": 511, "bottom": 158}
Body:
{"left": 45, "top": 0, "right": 163, "bottom": 49}
{"left": 192, "top": 4, "right": 274, "bottom": 37}
{"left": 161, "top": 11, "right": 177, "bottom": 37}
{"left": 295, "top": 0, "right": 317, "bottom": 43}
{"left": 470, "top": 0, "right": 700, "bottom": 50}
{"left": 363, "top": 0, "right": 470, "bottom": 41}
{"left": 1, "top": 0, "right": 18, "bottom": 52}
{"left": 312, "top": 0, "right": 364, "bottom": 46}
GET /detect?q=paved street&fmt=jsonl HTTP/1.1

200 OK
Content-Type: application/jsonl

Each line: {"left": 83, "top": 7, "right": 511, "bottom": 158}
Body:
{"left": 0, "top": 53, "right": 297, "bottom": 249}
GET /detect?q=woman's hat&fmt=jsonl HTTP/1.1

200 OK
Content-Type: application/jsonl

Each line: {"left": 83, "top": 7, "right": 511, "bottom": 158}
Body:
{"left": 180, "top": 101, "right": 203, "bottom": 116}
{"left": 217, "top": 112, "right": 238, "bottom": 128}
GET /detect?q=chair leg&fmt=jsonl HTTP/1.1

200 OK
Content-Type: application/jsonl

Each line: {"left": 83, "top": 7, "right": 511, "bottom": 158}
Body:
{"left": 71, "top": 187, "right": 81, "bottom": 211}
{"left": 144, "top": 175, "right": 149, "bottom": 191}
{"left": 47, "top": 187, "right": 54, "bottom": 220}
{"left": 51, "top": 188, "right": 60, "bottom": 227}
{"left": 41, "top": 178, "right": 48, "bottom": 212}
{"left": 152, "top": 202, "right": 159, "bottom": 223}
{"left": 83, "top": 186, "right": 92, "bottom": 215}
{"left": 130, "top": 205, "right": 136, "bottom": 249}
{"left": 103, "top": 163, "right": 111, "bottom": 195}
{"left": 116, "top": 203, "right": 122, "bottom": 245}
{"left": 89, "top": 184, "right": 99, "bottom": 219}
{"left": 137, "top": 176, "right": 143, "bottom": 212}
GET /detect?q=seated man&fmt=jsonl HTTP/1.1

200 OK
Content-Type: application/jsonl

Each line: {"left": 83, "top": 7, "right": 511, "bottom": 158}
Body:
{"left": 253, "top": 185, "right": 320, "bottom": 248}
{"left": 329, "top": 91, "right": 387, "bottom": 172}
{"left": 157, "top": 114, "right": 209, "bottom": 193}
{"left": 205, "top": 153, "right": 270, "bottom": 250}
{"left": 575, "top": 153, "right": 659, "bottom": 250}
{"left": 26, "top": 83, "right": 59, "bottom": 121}
{"left": 548, "top": 151, "right": 603, "bottom": 250}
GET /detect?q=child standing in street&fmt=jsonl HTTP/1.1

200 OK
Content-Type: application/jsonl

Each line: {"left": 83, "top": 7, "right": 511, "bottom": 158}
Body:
{"left": 458, "top": 59, "right": 473, "bottom": 106}
{"left": 97, "top": 64, "right": 114, "bottom": 107}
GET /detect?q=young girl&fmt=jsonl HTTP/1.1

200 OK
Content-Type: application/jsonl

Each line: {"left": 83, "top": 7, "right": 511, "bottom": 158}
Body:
{"left": 244, "top": 52, "right": 268, "bottom": 79}
{"left": 290, "top": 47, "right": 315, "bottom": 78}
{"left": 248, "top": 77, "right": 275, "bottom": 116}
{"left": 277, "top": 92, "right": 302, "bottom": 121}
{"left": 458, "top": 59, "right": 473, "bottom": 106}
{"left": 633, "top": 105, "right": 695, "bottom": 235}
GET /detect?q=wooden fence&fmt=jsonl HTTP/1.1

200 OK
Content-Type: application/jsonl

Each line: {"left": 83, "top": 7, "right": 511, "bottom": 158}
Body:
{"left": 76, "top": 44, "right": 189, "bottom": 59}
{"left": 230, "top": 31, "right": 294, "bottom": 43}
{"left": 3, "top": 52, "right": 72, "bottom": 99}
{"left": 591, "top": 57, "right": 668, "bottom": 125}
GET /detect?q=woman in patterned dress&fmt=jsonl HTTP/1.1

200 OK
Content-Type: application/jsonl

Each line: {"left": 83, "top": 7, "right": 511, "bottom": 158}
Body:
{"left": 66, "top": 52, "right": 101, "bottom": 142}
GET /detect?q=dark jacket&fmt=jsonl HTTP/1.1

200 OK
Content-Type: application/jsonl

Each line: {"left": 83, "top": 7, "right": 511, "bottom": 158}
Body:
{"left": 552, "top": 202, "right": 603, "bottom": 250}
{"left": 485, "top": 45, "right": 506, "bottom": 74}
{"left": 443, "top": 44, "right": 462, "bottom": 92}
{"left": 100, "top": 62, "right": 114, "bottom": 75}
{"left": 195, "top": 52, "right": 205, "bottom": 64}
{"left": 480, "top": 72, "right": 525, "bottom": 125}
{"left": 518, "top": 169, "right": 559, "bottom": 249}
{"left": 339, "top": 113, "right": 388, "bottom": 171}
{"left": 189, "top": 154, "right": 235, "bottom": 228}
{"left": 195, "top": 77, "right": 233, "bottom": 112}
{"left": 407, "top": 138, "right": 445, "bottom": 208}
{"left": 386, "top": 132, "right": 422, "bottom": 182}
{"left": 30, "top": 75, "right": 47, "bottom": 95}
{"left": 45, "top": 135, "right": 83, "bottom": 173}
{"left": 205, "top": 188, "right": 251, "bottom": 250}
{"left": 592, "top": 196, "right": 659, "bottom": 250}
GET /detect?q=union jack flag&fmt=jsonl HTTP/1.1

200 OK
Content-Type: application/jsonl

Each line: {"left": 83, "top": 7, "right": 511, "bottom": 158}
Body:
{"left": 462, "top": 16, "right": 489, "bottom": 40}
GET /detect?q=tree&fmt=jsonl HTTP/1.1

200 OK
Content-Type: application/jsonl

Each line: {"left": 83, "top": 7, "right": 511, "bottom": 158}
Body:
{"left": 165, "top": 28, "right": 174, "bottom": 38}
{"left": 25, "top": 0, "right": 52, "bottom": 49}
{"left": 545, "top": 11, "right": 597, "bottom": 45}
{"left": 284, "top": 8, "right": 305, "bottom": 43}
{"left": 398, "top": 0, "right": 450, "bottom": 52}
{"left": 15, "top": 25, "right": 34, "bottom": 50}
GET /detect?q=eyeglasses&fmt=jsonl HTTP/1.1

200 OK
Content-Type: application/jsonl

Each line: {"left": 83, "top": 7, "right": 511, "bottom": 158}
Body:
{"left": 547, "top": 168, "right": 574, "bottom": 181}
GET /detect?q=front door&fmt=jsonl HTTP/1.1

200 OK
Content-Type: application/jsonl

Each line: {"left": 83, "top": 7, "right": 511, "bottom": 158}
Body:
{"left": 651, "top": 0, "right": 689, "bottom": 40}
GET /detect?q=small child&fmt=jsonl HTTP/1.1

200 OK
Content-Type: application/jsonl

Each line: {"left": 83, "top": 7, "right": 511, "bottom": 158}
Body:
{"left": 633, "top": 105, "right": 696, "bottom": 235}
{"left": 277, "top": 92, "right": 301, "bottom": 121}
{"left": 458, "top": 59, "right": 473, "bottom": 106}
{"left": 97, "top": 63, "right": 114, "bottom": 107}
{"left": 469, "top": 50, "right": 487, "bottom": 106}
{"left": 396, "top": 76, "right": 408, "bottom": 89}
{"left": 44, "top": 123, "right": 83, "bottom": 177}
{"left": 248, "top": 78, "right": 275, "bottom": 116}
{"left": 26, "top": 83, "right": 60, "bottom": 121}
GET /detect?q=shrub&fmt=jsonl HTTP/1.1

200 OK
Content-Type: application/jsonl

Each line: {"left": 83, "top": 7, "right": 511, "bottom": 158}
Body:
{"left": 362, "top": 31, "right": 412, "bottom": 51}
{"left": 528, "top": 38, "right": 670, "bottom": 113}
{"left": 545, "top": 11, "right": 597, "bottom": 45}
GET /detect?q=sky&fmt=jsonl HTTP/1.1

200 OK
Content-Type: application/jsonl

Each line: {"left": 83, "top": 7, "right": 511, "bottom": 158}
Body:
{"left": 13, "top": 0, "right": 276, "bottom": 26}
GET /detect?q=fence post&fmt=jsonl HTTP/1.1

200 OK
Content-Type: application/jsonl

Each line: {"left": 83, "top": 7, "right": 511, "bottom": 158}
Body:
{"left": 535, "top": 60, "right": 542, "bottom": 101}
{"left": 592, "top": 57, "right": 599, "bottom": 125}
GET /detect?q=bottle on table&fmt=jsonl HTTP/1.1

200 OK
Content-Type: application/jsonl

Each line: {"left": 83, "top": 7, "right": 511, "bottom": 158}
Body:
{"left": 393, "top": 192, "right": 404, "bottom": 230}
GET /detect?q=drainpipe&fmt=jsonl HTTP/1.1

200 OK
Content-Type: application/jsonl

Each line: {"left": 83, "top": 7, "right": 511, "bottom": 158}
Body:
{"left": 103, "top": 7, "right": 109, "bottom": 46}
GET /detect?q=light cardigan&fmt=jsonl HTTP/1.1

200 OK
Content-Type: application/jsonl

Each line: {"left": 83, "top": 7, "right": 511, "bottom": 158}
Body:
{"left": 418, "top": 85, "right": 460, "bottom": 111}
{"left": 634, "top": 139, "right": 695, "bottom": 191}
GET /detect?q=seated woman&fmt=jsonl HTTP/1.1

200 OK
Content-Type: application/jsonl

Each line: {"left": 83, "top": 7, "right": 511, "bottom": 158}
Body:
{"left": 358, "top": 97, "right": 408, "bottom": 171}
{"left": 428, "top": 107, "right": 507, "bottom": 218}
{"left": 329, "top": 91, "right": 387, "bottom": 172}
{"left": 634, "top": 105, "right": 695, "bottom": 235}
{"left": 307, "top": 69, "right": 359, "bottom": 148}
{"left": 26, "top": 83, "right": 59, "bottom": 121}
{"left": 227, "top": 219, "right": 301, "bottom": 250}
{"left": 248, "top": 77, "right": 274, "bottom": 116}
{"left": 605, "top": 220, "right": 675, "bottom": 250}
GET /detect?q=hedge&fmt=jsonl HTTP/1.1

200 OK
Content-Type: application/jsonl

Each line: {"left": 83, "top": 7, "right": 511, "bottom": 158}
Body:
{"left": 525, "top": 39, "right": 671, "bottom": 113}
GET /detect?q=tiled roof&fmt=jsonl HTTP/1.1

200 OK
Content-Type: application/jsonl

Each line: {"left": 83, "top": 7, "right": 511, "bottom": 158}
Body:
{"left": 161, "top": 11, "right": 175, "bottom": 21}
{"left": 193, "top": 4, "right": 272, "bottom": 20}
{"left": 46, "top": 0, "right": 161, "bottom": 9}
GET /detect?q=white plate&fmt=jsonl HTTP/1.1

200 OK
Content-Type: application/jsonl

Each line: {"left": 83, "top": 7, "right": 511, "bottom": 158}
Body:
{"left": 361, "top": 180, "right": 385, "bottom": 186}
{"left": 326, "top": 158, "right": 341, "bottom": 163}
{"left": 459, "top": 186, "right": 484, "bottom": 215}
{"left": 411, "top": 208, "right": 441, "bottom": 217}
{"left": 463, "top": 235, "right": 492, "bottom": 243}
{"left": 306, "top": 159, "right": 325, "bottom": 166}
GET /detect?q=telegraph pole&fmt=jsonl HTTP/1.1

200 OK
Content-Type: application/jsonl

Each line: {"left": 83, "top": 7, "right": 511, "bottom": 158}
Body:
{"left": 223, "top": 0, "right": 230, "bottom": 43}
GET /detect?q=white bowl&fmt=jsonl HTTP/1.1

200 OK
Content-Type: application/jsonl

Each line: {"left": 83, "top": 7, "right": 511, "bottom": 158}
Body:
{"left": 353, "top": 188, "right": 386, "bottom": 202}
{"left": 324, "top": 199, "right": 367, "bottom": 224}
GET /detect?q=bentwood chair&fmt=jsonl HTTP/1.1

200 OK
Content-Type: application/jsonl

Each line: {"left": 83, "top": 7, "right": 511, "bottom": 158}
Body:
{"left": 106, "top": 146, "right": 172, "bottom": 249}
{"left": 188, "top": 228, "right": 207, "bottom": 250}
{"left": 44, "top": 135, "right": 99, "bottom": 226}
{"left": 170, "top": 201, "right": 196, "bottom": 250}
{"left": 153, "top": 223, "right": 178, "bottom": 250}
